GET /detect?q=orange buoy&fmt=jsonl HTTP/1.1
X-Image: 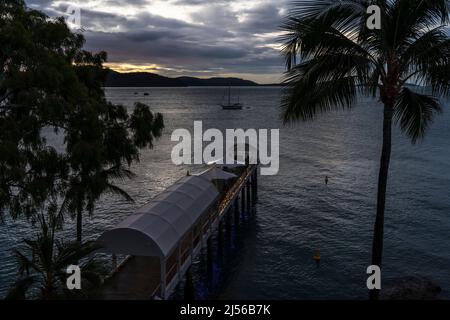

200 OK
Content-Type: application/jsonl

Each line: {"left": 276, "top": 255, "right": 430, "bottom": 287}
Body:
{"left": 314, "top": 249, "right": 321, "bottom": 263}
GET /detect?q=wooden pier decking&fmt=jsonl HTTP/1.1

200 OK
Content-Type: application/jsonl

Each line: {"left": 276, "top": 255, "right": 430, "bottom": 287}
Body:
{"left": 101, "top": 256, "right": 160, "bottom": 300}
{"left": 99, "top": 164, "right": 258, "bottom": 300}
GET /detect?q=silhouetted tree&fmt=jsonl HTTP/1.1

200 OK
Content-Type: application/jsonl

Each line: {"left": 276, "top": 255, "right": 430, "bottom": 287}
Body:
{"left": 0, "top": 0, "right": 164, "bottom": 242}
{"left": 281, "top": 0, "right": 450, "bottom": 299}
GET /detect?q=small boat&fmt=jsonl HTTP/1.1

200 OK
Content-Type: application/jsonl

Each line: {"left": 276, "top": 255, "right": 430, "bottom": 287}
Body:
{"left": 220, "top": 86, "right": 243, "bottom": 110}
{"left": 143, "top": 92, "right": 149, "bottom": 96}
{"left": 222, "top": 103, "right": 243, "bottom": 110}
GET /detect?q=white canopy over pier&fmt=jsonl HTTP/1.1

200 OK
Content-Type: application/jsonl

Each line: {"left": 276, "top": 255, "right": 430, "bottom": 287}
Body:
{"left": 98, "top": 175, "right": 219, "bottom": 258}
{"left": 195, "top": 166, "right": 237, "bottom": 181}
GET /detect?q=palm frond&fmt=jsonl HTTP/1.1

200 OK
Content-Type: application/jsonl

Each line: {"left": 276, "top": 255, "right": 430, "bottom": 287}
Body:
{"left": 400, "top": 26, "right": 450, "bottom": 96}
{"left": 282, "top": 73, "right": 358, "bottom": 123}
{"left": 281, "top": 50, "right": 374, "bottom": 123}
{"left": 54, "top": 240, "right": 101, "bottom": 269}
{"left": 401, "top": 27, "right": 449, "bottom": 63}
{"left": 280, "top": 1, "right": 378, "bottom": 67}
{"left": 105, "top": 183, "right": 134, "bottom": 203}
{"left": 386, "top": 0, "right": 449, "bottom": 49}
{"left": 13, "top": 248, "right": 40, "bottom": 275}
{"left": 5, "top": 276, "right": 36, "bottom": 300}
{"left": 288, "top": 0, "right": 369, "bottom": 34}
{"left": 394, "top": 88, "right": 443, "bottom": 143}
{"left": 102, "top": 166, "right": 136, "bottom": 181}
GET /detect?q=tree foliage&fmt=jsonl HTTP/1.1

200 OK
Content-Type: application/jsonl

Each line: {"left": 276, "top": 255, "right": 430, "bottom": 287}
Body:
{"left": 280, "top": 0, "right": 450, "bottom": 143}
{"left": 0, "top": 0, "right": 164, "bottom": 242}
{"left": 6, "top": 211, "right": 106, "bottom": 300}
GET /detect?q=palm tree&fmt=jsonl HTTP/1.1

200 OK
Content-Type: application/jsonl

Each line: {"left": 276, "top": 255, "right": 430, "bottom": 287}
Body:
{"left": 61, "top": 165, "right": 135, "bottom": 243}
{"left": 6, "top": 212, "right": 106, "bottom": 299}
{"left": 280, "top": 0, "right": 450, "bottom": 299}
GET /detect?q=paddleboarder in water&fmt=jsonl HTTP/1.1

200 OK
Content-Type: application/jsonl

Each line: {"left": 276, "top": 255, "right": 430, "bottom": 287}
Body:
{"left": 325, "top": 176, "right": 329, "bottom": 185}
{"left": 314, "top": 249, "right": 321, "bottom": 266}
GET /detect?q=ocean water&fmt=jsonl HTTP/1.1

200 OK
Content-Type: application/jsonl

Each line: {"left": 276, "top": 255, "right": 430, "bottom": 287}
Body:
{"left": 0, "top": 86, "right": 449, "bottom": 299}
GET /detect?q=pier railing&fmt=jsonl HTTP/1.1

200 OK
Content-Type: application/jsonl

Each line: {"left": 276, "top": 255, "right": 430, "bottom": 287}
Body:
{"left": 218, "top": 164, "right": 255, "bottom": 217}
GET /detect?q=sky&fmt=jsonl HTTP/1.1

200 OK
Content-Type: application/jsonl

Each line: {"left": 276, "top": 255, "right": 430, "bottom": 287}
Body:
{"left": 25, "top": 0, "right": 291, "bottom": 84}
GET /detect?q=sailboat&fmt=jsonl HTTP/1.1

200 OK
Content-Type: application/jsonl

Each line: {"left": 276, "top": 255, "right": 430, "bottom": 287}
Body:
{"left": 220, "top": 86, "right": 243, "bottom": 110}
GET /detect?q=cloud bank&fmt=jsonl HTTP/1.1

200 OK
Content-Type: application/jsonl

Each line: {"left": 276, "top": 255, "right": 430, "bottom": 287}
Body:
{"left": 26, "top": 0, "right": 289, "bottom": 83}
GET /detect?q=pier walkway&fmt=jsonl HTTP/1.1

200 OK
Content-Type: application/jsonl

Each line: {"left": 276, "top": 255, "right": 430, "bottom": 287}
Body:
{"left": 99, "top": 164, "right": 258, "bottom": 299}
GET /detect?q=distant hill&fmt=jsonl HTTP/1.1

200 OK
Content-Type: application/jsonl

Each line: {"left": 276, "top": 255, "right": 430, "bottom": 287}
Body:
{"left": 105, "top": 70, "right": 185, "bottom": 87}
{"left": 104, "top": 70, "right": 259, "bottom": 87}
{"left": 176, "top": 76, "right": 258, "bottom": 87}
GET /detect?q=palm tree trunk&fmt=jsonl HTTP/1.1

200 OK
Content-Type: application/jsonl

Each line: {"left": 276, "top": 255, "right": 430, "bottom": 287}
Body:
{"left": 42, "top": 274, "right": 54, "bottom": 300}
{"left": 76, "top": 202, "right": 82, "bottom": 243}
{"left": 370, "top": 103, "right": 393, "bottom": 300}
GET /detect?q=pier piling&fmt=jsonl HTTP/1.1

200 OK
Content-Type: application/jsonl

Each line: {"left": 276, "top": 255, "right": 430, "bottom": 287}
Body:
{"left": 225, "top": 208, "right": 232, "bottom": 237}
{"left": 184, "top": 267, "right": 195, "bottom": 301}
{"left": 246, "top": 181, "right": 251, "bottom": 212}
{"left": 241, "top": 187, "right": 246, "bottom": 215}
{"left": 218, "top": 220, "right": 224, "bottom": 255}
{"left": 234, "top": 198, "right": 240, "bottom": 225}
{"left": 207, "top": 238, "right": 213, "bottom": 274}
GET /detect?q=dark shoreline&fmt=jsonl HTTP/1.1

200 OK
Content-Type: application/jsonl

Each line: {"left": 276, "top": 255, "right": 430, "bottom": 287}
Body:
{"left": 105, "top": 70, "right": 282, "bottom": 87}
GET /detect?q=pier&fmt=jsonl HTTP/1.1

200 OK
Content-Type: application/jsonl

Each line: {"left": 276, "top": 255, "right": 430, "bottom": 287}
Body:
{"left": 99, "top": 163, "right": 258, "bottom": 299}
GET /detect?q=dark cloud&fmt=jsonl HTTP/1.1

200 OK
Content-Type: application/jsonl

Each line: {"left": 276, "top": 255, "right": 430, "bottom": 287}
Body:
{"left": 240, "top": 3, "right": 285, "bottom": 33}
{"left": 170, "top": 0, "right": 229, "bottom": 5}
{"left": 24, "top": 0, "right": 287, "bottom": 83}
